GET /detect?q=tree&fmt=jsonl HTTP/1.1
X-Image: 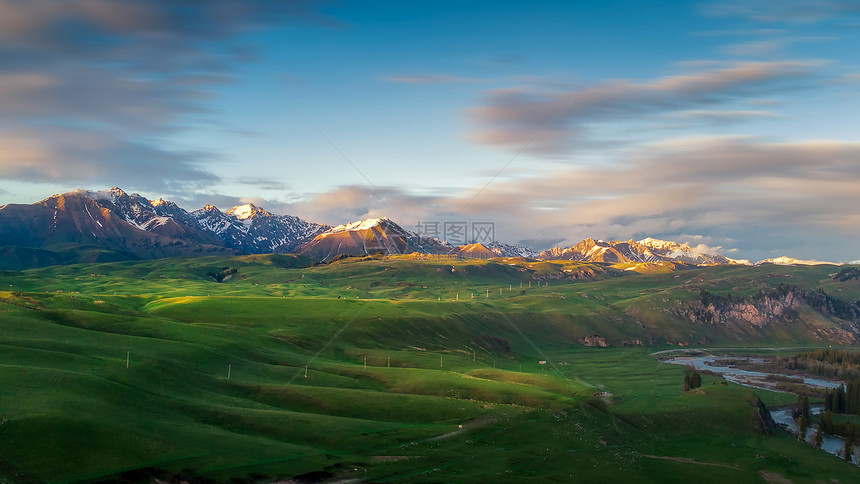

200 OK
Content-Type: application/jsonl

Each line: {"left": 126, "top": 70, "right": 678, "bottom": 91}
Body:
{"left": 691, "top": 371, "right": 702, "bottom": 389}
{"left": 683, "top": 373, "right": 692, "bottom": 392}
{"left": 838, "top": 385, "right": 847, "bottom": 413}
{"left": 814, "top": 425, "right": 823, "bottom": 449}
{"left": 798, "top": 416, "right": 808, "bottom": 442}
{"left": 843, "top": 437, "right": 853, "bottom": 462}
{"left": 801, "top": 395, "right": 811, "bottom": 421}
{"left": 821, "top": 411, "right": 835, "bottom": 434}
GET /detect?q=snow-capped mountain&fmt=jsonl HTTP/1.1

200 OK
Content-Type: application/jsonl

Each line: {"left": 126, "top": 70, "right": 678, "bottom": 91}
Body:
{"left": 0, "top": 187, "right": 327, "bottom": 265}
{"left": 756, "top": 256, "right": 837, "bottom": 266}
{"left": 486, "top": 241, "right": 539, "bottom": 258}
{"left": 538, "top": 238, "right": 741, "bottom": 265}
{"left": 0, "top": 188, "right": 232, "bottom": 263}
{"left": 1, "top": 186, "right": 842, "bottom": 269}
{"left": 299, "top": 217, "right": 451, "bottom": 260}
{"left": 635, "top": 238, "right": 739, "bottom": 265}
{"left": 77, "top": 188, "right": 327, "bottom": 254}
{"left": 75, "top": 187, "right": 221, "bottom": 244}
{"left": 69, "top": 188, "right": 327, "bottom": 254}
{"left": 193, "top": 203, "right": 327, "bottom": 253}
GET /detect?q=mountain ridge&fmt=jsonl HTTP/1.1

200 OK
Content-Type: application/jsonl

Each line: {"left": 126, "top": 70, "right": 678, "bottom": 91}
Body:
{"left": 0, "top": 187, "right": 845, "bottom": 269}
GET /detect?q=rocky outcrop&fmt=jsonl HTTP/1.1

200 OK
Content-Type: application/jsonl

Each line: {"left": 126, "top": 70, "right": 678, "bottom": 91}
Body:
{"left": 752, "top": 397, "right": 778, "bottom": 435}
{"left": 580, "top": 334, "right": 610, "bottom": 347}
{"left": 674, "top": 284, "right": 860, "bottom": 331}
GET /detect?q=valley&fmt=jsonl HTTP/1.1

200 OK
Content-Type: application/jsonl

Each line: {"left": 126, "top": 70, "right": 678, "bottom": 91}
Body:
{"left": 1, "top": 254, "right": 860, "bottom": 482}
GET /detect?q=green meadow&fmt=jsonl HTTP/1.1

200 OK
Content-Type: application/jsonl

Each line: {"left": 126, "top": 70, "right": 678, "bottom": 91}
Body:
{"left": 0, "top": 255, "right": 858, "bottom": 482}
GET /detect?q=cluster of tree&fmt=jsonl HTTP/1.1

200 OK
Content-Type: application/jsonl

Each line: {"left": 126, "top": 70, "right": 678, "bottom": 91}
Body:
{"left": 794, "top": 391, "right": 860, "bottom": 462}
{"left": 817, "top": 410, "right": 859, "bottom": 461}
{"left": 790, "top": 349, "right": 860, "bottom": 367}
{"left": 823, "top": 380, "right": 860, "bottom": 415}
{"left": 206, "top": 266, "right": 238, "bottom": 283}
{"left": 779, "top": 349, "right": 860, "bottom": 381}
{"left": 834, "top": 267, "right": 860, "bottom": 282}
{"left": 682, "top": 370, "right": 702, "bottom": 392}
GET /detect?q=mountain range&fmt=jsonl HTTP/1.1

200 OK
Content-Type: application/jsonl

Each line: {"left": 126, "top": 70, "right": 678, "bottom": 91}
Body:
{"left": 0, "top": 187, "right": 836, "bottom": 270}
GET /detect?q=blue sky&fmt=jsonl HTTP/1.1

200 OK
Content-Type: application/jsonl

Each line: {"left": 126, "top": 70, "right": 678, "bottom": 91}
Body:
{"left": 1, "top": 0, "right": 860, "bottom": 261}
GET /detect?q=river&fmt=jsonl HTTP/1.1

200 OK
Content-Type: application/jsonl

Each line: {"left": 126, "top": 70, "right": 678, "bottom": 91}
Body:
{"left": 663, "top": 355, "right": 858, "bottom": 465}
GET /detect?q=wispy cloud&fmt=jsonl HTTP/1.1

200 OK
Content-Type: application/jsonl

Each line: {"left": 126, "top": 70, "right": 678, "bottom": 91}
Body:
{"left": 703, "top": 0, "right": 860, "bottom": 23}
{"left": 189, "top": 135, "right": 860, "bottom": 261}
{"left": 664, "top": 110, "right": 781, "bottom": 124}
{"left": 469, "top": 61, "right": 818, "bottom": 153}
{"left": 0, "top": 128, "right": 217, "bottom": 191}
{"left": 236, "top": 177, "right": 289, "bottom": 191}
{"left": 722, "top": 36, "right": 833, "bottom": 57}
{"left": 384, "top": 74, "right": 486, "bottom": 84}
{"left": 837, "top": 73, "right": 860, "bottom": 83}
{"left": 0, "top": 0, "right": 330, "bottom": 191}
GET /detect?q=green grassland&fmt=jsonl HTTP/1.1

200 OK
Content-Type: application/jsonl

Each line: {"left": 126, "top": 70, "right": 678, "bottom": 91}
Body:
{"left": 0, "top": 255, "right": 858, "bottom": 483}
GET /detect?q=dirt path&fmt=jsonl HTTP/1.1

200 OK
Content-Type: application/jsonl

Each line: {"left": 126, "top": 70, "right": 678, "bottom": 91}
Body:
{"left": 642, "top": 454, "right": 741, "bottom": 469}
{"left": 758, "top": 470, "right": 794, "bottom": 484}
{"left": 425, "top": 413, "right": 498, "bottom": 442}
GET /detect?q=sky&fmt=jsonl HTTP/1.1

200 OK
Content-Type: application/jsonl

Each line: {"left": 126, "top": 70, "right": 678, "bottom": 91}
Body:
{"left": 1, "top": 0, "right": 859, "bottom": 262}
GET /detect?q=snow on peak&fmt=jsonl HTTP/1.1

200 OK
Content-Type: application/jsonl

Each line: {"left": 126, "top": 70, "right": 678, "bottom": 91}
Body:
{"left": 321, "top": 217, "right": 389, "bottom": 236}
{"left": 637, "top": 237, "right": 681, "bottom": 250}
{"left": 756, "top": 256, "right": 837, "bottom": 266}
{"left": 226, "top": 203, "right": 271, "bottom": 220}
{"left": 151, "top": 198, "right": 167, "bottom": 207}
{"left": 226, "top": 204, "right": 256, "bottom": 220}
{"left": 69, "top": 188, "right": 122, "bottom": 201}
{"left": 201, "top": 204, "right": 220, "bottom": 212}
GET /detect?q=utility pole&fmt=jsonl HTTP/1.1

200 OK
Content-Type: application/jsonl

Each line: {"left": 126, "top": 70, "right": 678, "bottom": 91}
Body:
{"left": 440, "top": 356, "right": 443, "bottom": 368}
{"left": 364, "top": 357, "right": 367, "bottom": 369}
{"left": 304, "top": 365, "right": 308, "bottom": 378}
{"left": 388, "top": 356, "right": 390, "bottom": 368}
{"left": 126, "top": 351, "right": 129, "bottom": 369}
{"left": 227, "top": 364, "right": 231, "bottom": 380}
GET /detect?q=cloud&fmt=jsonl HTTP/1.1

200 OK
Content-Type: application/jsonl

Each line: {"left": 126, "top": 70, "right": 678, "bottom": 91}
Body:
{"left": 0, "top": 0, "right": 329, "bottom": 190}
{"left": 703, "top": 0, "right": 860, "bottom": 23}
{"left": 150, "top": 133, "right": 860, "bottom": 261}
{"left": 448, "top": 136, "right": 860, "bottom": 259}
{"left": 384, "top": 74, "right": 486, "bottom": 84}
{"left": 722, "top": 36, "right": 833, "bottom": 57}
{"left": 469, "top": 61, "right": 817, "bottom": 153}
{"left": 837, "top": 73, "right": 860, "bottom": 83}
{"left": 0, "top": 127, "right": 217, "bottom": 192}
{"left": 664, "top": 110, "right": 781, "bottom": 124}
{"left": 236, "top": 177, "right": 289, "bottom": 191}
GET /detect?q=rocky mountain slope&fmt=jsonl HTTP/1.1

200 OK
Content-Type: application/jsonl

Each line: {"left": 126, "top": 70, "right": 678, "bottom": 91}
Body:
{"left": 0, "top": 187, "right": 325, "bottom": 268}
{"left": 297, "top": 217, "right": 451, "bottom": 260}
{"left": 0, "top": 187, "right": 845, "bottom": 269}
{"left": 539, "top": 237, "right": 742, "bottom": 265}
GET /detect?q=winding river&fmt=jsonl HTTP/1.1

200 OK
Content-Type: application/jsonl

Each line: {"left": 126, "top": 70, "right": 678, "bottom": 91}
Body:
{"left": 663, "top": 355, "right": 858, "bottom": 465}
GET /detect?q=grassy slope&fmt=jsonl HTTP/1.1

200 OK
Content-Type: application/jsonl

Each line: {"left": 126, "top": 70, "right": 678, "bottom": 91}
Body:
{"left": 0, "top": 255, "right": 858, "bottom": 483}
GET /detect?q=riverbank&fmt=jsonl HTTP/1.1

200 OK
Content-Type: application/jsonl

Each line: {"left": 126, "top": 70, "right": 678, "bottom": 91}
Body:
{"left": 662, "top": 352, "right": 858, "bottom": 466}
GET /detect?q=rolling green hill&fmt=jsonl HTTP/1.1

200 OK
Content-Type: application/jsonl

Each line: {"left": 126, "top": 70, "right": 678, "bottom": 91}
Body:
{"left": 0, "top": 255, "right": 859, "bottom": 482}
